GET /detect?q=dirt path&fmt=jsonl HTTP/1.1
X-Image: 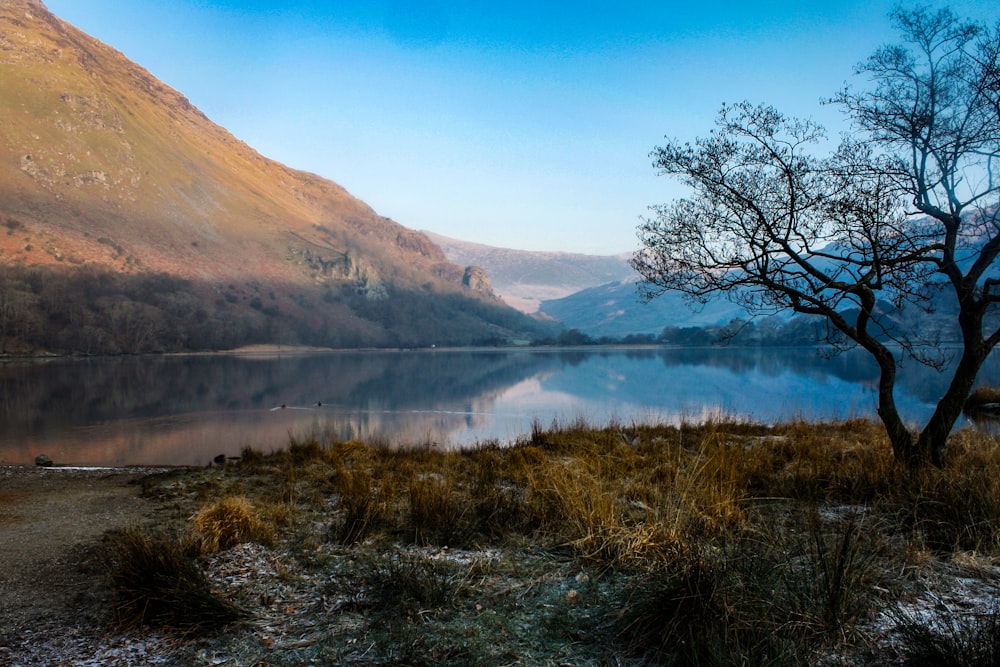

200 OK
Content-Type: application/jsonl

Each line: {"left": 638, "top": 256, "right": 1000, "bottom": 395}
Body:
{"left": 0, "top": 467, "right": 158, "bottom": 637}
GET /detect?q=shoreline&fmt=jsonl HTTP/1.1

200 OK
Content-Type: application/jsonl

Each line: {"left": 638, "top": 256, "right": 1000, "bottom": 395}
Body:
{"left": 3, "top": 340, "right": 972, "bottom": 363}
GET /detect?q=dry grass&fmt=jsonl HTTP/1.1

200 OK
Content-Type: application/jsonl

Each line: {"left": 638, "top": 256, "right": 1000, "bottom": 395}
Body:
{"left": 101, "top": 526, "right": 246, "bottom": 634}
{"left": 965, "top": 384, "right": 1000, "bottom": 411}
{"left": 122, "top": 419, "right": 1000, "bottom": 664}
{"left": 191, "top": 496, "right": 275, "bottom": 553}
{"left": 892, "top": 601, "right": 1000, "bottom": 666}
{"left": 153, "top": 419, "right": 1000, "bottom": 567}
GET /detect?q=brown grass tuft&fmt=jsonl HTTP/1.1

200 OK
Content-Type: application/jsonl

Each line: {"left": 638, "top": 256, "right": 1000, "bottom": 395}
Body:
{"left": 102, "top": 526, "right": 246, "bottom": 634}
{"left": 192, "top": 496, "right": 274, "bottom": 553}
{"left": 965, "top": 385, "right": 1000, "bottom": 411}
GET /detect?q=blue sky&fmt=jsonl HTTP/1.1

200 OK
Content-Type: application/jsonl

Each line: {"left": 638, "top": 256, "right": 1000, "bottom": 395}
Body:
{"left": 42, "top": 1, "right": 1000, "bottom": 254}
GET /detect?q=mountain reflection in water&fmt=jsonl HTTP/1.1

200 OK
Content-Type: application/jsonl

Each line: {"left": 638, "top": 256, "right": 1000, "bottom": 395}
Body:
{"left": 1, "top": 347, "right": 998, "bottom": 466}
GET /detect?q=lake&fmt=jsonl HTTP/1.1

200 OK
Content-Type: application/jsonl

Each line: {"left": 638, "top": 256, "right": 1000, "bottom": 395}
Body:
{"left": 2, "top": 347, "right": 999, "bottom": 466}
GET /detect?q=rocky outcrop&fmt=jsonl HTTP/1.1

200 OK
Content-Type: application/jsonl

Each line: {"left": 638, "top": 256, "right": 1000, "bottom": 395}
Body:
{"left": 462, "top": 265, "right": 493, "bottom": 296}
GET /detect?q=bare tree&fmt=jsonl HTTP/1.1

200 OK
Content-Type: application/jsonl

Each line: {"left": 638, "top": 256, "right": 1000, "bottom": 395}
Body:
{"left": 633, "top": 6, "right": 1000, "bottom": 466}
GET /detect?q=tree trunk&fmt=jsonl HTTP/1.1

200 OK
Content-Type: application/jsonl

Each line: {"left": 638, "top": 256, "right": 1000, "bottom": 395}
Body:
{"left": 871, "top": 348, "right": 916, "bottom": 464}
{"left": 916, "top": 344, "right": 988, "bottom": 467}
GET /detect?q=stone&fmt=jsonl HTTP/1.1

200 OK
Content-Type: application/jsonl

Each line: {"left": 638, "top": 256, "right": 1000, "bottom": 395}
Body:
{"left": 34, "top": 454, "right": 53, "bottom": 467}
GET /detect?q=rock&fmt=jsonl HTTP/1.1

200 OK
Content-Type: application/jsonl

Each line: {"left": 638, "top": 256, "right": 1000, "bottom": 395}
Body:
{"left": 34, "top": 454, "right": 53, "bottom": 467}
{"left": 462, "top": 265, "right": 493, "bottom": 295}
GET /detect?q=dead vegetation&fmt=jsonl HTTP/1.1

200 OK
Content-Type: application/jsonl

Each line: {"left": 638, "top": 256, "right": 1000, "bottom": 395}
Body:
{"left": 82, "top": 419, "right": 1000, "bottom": 664}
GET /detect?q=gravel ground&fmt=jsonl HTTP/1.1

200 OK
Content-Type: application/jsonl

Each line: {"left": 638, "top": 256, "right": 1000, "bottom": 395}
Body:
{"left": 0, "top": 466, "right": 170, "bottom": 666}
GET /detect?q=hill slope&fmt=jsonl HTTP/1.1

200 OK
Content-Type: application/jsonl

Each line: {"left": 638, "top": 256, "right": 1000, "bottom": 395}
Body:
{"left": 0, "top": 0, "right": 544, "bottom": 352}
{"left": 424, "top": 231, "right": 634, "bottom": 313}
{"left": 537, "top": 278, "right": 751, "bottom": 338}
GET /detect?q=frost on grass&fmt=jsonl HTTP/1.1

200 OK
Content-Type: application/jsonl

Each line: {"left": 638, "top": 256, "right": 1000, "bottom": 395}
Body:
{"left": 5, "top": 422, "right": 1000, "bottom": 665}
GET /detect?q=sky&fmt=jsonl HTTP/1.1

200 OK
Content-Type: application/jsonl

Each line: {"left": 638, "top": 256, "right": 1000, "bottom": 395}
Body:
{"left": 41, "top": 1, "right": 1000, "bottom": 254}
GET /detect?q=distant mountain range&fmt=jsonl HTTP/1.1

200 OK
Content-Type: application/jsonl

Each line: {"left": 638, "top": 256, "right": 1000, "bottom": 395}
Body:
{"left": 538, "top": 279, "right": 752, "bottom": 339}
{"left": 0, "top": 0, "right": 550, "bottom": 353}
{"left": 533, "top": 237, "right": 986, "bottom": 344}
{"left": 423, "top": 231, "right": 635, "bottom": 314}
{"left": 427, "top": 231, "right": 759, "bottom": 338}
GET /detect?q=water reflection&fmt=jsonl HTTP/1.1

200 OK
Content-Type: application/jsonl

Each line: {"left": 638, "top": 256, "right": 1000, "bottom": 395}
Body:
{"left": 1, "top": 347, "right": 997, "bottom": 466}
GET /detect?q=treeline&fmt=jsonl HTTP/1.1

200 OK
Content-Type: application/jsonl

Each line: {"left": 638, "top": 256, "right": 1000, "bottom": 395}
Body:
{"left": 347, "top": 285, "right": 550, "bottom": 348}
{"left": 535, "top": 329, "right": 662, "bottom": 346}
{"left": 545, "top": 297, "right": 984, "bottom": 348}
{"left": 658, "top": 316, "right": 830, "bottom": 346}
{"left": 0, "top": 265, "right": 549, "bottom": 355}
{"left": 1, "top": 267, "right": 240, "bottom": 354}
{"left": 540, "top": 316, "right": 833, "bottom": 347}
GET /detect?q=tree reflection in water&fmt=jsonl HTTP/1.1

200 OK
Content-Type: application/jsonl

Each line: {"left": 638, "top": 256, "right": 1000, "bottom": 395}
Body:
{"left": 1, "top": 347, "right": 997, "bottom": 466}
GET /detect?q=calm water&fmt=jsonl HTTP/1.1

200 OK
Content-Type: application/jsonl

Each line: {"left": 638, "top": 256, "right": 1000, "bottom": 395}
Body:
{"left": 2, "top": 347, "right": 999, "bottom": 466}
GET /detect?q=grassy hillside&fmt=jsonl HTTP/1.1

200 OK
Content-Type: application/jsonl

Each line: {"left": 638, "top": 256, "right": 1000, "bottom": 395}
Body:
{"left": 0, "top": 0, "right": 546, "bottom": 352}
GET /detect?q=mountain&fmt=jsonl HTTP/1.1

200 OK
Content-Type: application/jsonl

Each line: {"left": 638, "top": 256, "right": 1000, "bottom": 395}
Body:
{"left": 0, "top": 0, "right": 546, "bottom": 353}
{"left": 423, "top": 231, "right": 634, "bottom": 313}
{"left": 537, "top": 278, "right": 753, "bottom": 339}
{"left": 423, "top": 231, "right": 758, "bottom": 338}
{"left": 541, "top": 229, "right": 992, "bottom": 342}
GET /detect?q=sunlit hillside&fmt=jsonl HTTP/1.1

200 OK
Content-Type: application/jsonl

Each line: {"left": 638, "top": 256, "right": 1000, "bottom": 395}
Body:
{"left": 0, "top": 0, "right": 547, "bottom": 353}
